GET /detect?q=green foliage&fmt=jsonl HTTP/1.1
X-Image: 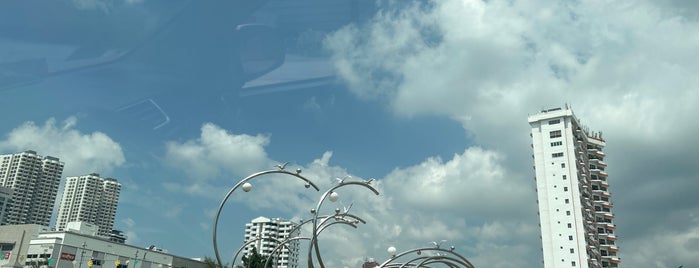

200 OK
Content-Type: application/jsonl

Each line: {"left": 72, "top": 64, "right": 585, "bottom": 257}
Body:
{"left": 203, "top": 256, "right": 229, "bottom": 268}
{"left": 240, "top": 247, "right": 272, "bottom": 268}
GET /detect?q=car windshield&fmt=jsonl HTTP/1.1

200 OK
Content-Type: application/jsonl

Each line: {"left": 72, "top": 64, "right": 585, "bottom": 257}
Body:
{"left": 2, "top": 1, "right": 697, "bottom": 268}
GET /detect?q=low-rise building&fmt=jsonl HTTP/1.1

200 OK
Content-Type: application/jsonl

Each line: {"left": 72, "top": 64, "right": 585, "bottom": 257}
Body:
{"left": 0, "top": 224, "right": 204, "bottom": 268}
{"left": 0, "top": 224, "right": 51, "bottom": 268}
{"left": 25, "top": 231, "right": 205, "bottom": 268}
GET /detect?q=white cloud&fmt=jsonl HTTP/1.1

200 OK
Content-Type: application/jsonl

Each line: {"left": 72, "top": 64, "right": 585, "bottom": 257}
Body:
{"left": 122, "top": 217, "right": 136, "bottom": 228}
{"left": 0, "top": 117, "right": 125, "bottom": 176}
{"left": 382, "top": 147, "right": 532, "bottom": 219}
{"left": 325, "top": 0, "right": 699, "bottom": 266}
{"left": 164, "top": 123, "right": 272, "bottom": 179}
{"left": 159, "top": 123, "right": 536, "bottom": 267}
{"left": 623, "top": 225, "right": 699, "bottom": 267}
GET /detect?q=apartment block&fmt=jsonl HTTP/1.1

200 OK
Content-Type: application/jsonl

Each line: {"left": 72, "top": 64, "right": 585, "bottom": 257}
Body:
{"left": 529, "top": 107, "right": 620, "bottom": 268}
{"left": 0, "top": 150, "right": 64, "bottom": 226}
{"left": 243, "top": 216, "right": 300, "bottom": 268}
{"left": 56, "top": 173, "right": 121, "bottom": 237}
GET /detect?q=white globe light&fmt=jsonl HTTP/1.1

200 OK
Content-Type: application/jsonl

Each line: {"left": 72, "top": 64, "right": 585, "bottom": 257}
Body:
{"left": 387, "top": 246, "right": 397, "bottom": 256}
{"left": 328, "top": 192, "right": 339, "bottom": 202}
{"left": 242, "top": 182, "right": 252, "bottom": 192}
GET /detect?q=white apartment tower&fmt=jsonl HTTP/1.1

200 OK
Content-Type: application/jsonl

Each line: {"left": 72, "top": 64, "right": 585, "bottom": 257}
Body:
{"left": 243, "top": 216, "right": 300, "bottom": 268}
{"left": 0, "top": 150, "right": 64, "bottom": 226}
{"left": 56, "top": 173, "right": 121, "bottom": 237}
{"left": 529, "top": 107, "right": 620, "bottom": 268}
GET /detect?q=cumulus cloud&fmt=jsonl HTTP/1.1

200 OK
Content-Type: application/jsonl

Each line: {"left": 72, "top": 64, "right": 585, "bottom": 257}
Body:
{"left": 164, "top": 123, "right": 272, "bottom": 179}
{"left": 383, "top": 147, "right": 532, "bottom": 219}
{"left": 325, "top": 0, "right": 699, "bottom": 266}
{"left": 158, "top": 121, "right": 537, "bottom": 267}
{"left": 0, "top": 117, "right": 125, "bottom": 176}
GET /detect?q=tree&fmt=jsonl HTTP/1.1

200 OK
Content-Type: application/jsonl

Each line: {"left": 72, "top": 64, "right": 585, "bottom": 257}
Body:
{"left": 240, "top": 247, "right": 272, "bottom": 268}
{"left": 203, "top": 256, "right": 229, "bottom": 268}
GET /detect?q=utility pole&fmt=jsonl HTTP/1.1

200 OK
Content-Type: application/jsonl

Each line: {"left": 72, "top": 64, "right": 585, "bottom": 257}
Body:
{"left": 78, "top": 242, "right": 87, "bottom": 268}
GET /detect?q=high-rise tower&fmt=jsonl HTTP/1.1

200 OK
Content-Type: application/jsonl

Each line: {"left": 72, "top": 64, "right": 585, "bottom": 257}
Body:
{"left": 56, "top": 173, "right": 121, "bottom": 237}
{"left": 529, "top": 107, "right": 620, "bottom": 268}
{"left": 243, "top": 216, "right": 300, "bottom": 268}
{"left": 0, "top": 150, "right": 64, "bottom": 226}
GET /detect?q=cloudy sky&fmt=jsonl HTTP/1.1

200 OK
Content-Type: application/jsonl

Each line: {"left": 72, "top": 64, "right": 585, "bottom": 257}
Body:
{"left": 1, "top": 0, "right": 698, "bottom": 267}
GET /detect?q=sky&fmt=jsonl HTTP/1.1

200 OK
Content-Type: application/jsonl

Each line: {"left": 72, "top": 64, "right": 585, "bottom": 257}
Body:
{"left": 1, "top": 0, "right": 698, "bottom": 267}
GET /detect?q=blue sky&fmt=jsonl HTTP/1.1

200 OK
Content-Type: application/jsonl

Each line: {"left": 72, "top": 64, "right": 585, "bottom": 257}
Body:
{"left": 2, "top": 0, "right": 699, "bottom": 267}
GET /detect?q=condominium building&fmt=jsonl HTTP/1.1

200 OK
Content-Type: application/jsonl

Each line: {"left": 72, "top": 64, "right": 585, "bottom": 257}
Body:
{"left": 56, "top": 173, "right": 121, "bottom": 237}
{"left": 0, "top": 150, "right": 64, "bottom": 226}
{"left": 243, "top": 216, "right": 300, "bottom": 268}
{"left": 529, "top": 107, "right": 620, "bottom": 268}
{"left": 0, "top": 186, "right": 11, "bottom": 225}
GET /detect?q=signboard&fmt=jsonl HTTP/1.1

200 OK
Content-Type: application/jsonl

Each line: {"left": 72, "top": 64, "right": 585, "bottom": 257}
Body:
{"left": 60, "top": 253, "right": 76, "bottom": 261}
{"left": 0, "top": 251, "right": 10, "bottom": 266}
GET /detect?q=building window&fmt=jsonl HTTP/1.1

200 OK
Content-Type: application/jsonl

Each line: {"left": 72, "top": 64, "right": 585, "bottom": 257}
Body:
{"left": 567, "top": 223, "right": 572, "bottom": 228}
{"left": 549, "top": 119, "right": 561, "bottom": 125}
{"left": 565, "top": 199, "right": 570, "bottom": 204}
{"left": 570, "top": 248, "right": 574, "bottom": 253}
{"left": 550, "top": 130, "right": 562, "bottom": 138}
{"left": 561, "top": 163, "right": 566, "bottom": 168}
{"left": 564, "top": 187, "right": 568, "bottom": 191}
{"left": 551, "top": 141, "right": 563, "bottom": 147}
{"left": 572, "top": 261, "right": 576, "bottom": 266}
{"left": 566, "top": 211, "right": 571, "bottom": 216}
{"left": 569, "top": 235, "right": 573, "bottom": 240}
{"left": 562, "top": 175, "right": 567, "bottom": 180}
{"left": 552, "top": 152, "right": 564, "bottom": 158}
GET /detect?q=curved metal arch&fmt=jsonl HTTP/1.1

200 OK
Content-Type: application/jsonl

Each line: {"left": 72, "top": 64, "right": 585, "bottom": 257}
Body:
{"left": 384, "top": 256, "right": 466, "bottom": 268}
{"left": 213, "top": 168, "right": 320, "bottom": 268}
{"left": 413, "top": 255, "right": 473, "bottom": 268}
{"left": 264, "top": 217, "right": 365, "bottom": 268}
{"left": 264, "top": 237, "right": 310, "bottom": 268}
{"left": 231, "top": 236, "right": 285, "bottom": 267}
{"left": 308, "top": 181, "right": 380, "bottom": 268}
{"left": 377, "top": 247, "right": 475, "bottom": 268}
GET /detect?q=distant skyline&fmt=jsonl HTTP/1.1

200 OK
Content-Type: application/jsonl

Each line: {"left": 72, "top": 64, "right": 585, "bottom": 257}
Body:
{"left": 1, "top": 0, "right": 699, "bottom": 268}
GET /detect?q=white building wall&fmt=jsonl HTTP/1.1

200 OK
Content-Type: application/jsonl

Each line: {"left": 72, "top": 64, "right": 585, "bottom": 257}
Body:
{"left": 24, "top": 232, "right": 204, "bottom": 268}
{"left": 530, "top": 107, "right": 619, "bottom": 268}
{"left": 56, "top": 174, "right": 121, "bottom": 237}
{"left": 0, "top": 151, "right": 64, "bottom": 226}
{"left": 243, "top": 217, "right": 299, "bottom": 268}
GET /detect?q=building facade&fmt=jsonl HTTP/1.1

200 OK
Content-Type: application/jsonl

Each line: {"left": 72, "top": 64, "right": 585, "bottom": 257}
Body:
{"left": 243, "top": 217, "right": 299, "bottom": 268}
{"left": 0, "top": 186, "right": 12, "bottom": 225}
{"left": 0, "top": 224, "right": 51, "bottom": 268}
{"left": 25, "top": 231, "right": 204, "bottom": 268}
{"left": 529, "top": 107, "right": 620, "bottom": 268}
{"left": 56, "top": 174, "right": 121, "bottom": 237}
{"left": 0, "top": 151, "right": 64, "bottom": 226}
